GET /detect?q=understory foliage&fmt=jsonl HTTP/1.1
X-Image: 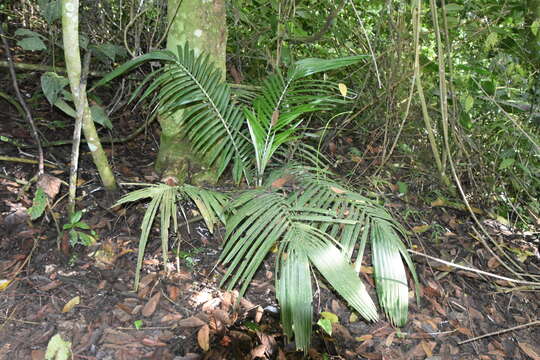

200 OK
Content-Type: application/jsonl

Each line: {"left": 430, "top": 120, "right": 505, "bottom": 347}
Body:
{"left": 102, "top": 45, "right": 418, "bottom": 352}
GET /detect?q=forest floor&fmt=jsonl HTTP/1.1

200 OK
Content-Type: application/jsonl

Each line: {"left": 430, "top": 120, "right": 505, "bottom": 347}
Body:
{"left": 1, "top": 72, "right": 540, "bottom": 360}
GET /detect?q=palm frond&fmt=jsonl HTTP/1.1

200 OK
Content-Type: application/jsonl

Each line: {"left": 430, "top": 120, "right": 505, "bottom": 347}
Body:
{"left": 292, "top": 168, "right": 419, "bottom": 325}
{"left": 130, "top": 45, "right": 252, "bottom": 184}
{"left": 219, "top": 184, "right": 382, "bottom": 352}
{"left": 276, "top": 228, "right": 313, "bottom": 352}
{"left": 114, "top": 184, "right": 228, "bottom": 290}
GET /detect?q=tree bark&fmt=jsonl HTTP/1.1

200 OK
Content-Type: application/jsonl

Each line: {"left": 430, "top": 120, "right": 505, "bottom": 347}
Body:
{"left": 155, "top": 0, "right": 227, "bottom": 184}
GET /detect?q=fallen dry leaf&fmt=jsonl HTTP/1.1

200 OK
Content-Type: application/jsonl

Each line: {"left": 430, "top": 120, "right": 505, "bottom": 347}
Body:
{"left": 178, "top": 316, "right": 206, "bottom": 328}
{"left": 141, "top": 338, "right": 167, "bottom": 347}
{"left": 37, "top": 174, "right": 62, "bottom": 200}
{"left": 160, "top": 313, "right": 183, "bottom": 323}
{"left": 62, "top": 296, "right": 80, "bottom": 313}
{"left": 251, "top": 344, "right": 267, "bottom": 359}
{"left": 255, "top": 306, "right": 264, "bottom": 323}
{"left": 197, "top": 324, "right": 210, "bottom": 351}
{"left": 142, "top": 291, "right": 161, "bottom": 317}
{"left": 355, "top": 334, "right": 373, "bottom": 342}
{"left": 167, "top": 285, "right": 180, "bottom": 301}
{"left": 220, "top": 335, "right": 232, "bottom": 347}
{"left": 271, "top": 175, "right": 292, "bottom": 189}
{"left": 420, "top": 341, "right": 433, "bottom": 357}
{"left": 518, "top": 342, "right": 540, "bottom": 360}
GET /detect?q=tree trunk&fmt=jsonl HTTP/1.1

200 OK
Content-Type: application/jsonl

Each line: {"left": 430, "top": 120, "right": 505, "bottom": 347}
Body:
{"left": 62, "top": 0, "right": 117, "bottom": 192}
{"left": 155, "top": 0, "right": 227, "bottom": 184}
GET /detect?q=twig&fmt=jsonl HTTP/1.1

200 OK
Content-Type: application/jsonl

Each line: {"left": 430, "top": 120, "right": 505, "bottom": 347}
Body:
{"left": 0, "top": 155, "right": 57, "bottom": 168}
{"left": 457, "top": 320, "right": 540, "bottom": 345}
{"left": 286, "top": 0, "right": 346, "bottom": 44}
{"left": 0, "top": 25, "right": 44, "bottom": 177}
{"left": 0, "top": 60, "right": 105, "bottom": 77}
{"left": 348, "top": 0, "right": 382, "bottom": 88}
{"left": 408, "top": 249, "right": 540, "bottom": 287}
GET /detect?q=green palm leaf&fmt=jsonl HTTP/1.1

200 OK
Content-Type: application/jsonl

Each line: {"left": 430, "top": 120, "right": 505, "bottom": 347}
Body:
{"left": 114, "top": 184, "right": 227, "bottom": 290}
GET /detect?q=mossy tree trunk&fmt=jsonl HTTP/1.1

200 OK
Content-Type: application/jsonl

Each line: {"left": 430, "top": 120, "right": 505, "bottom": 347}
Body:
{"left": 62, "top": 0, "right": 117, "bottom": 192}
{"left": 155, "top": 0, "right": 227, "bottom": 184}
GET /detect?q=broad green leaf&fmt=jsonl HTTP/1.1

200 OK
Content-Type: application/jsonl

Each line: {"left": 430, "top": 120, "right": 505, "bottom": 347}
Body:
{"left": 14, "top": 28, "right": 45, "bottom": 39}
{"left": 45, "top": 334, "right": 71, "bottom": 360}
{"left": 463, "top": 95, "right": 474, "bottom": 112}
{"left": 92, "top": 43, "right": 127, "bottom": 62}
{"left": 28, "top": 187, "right": 47, "bottom": 220}
{"left": 69, "top": 211, "right": 83, "bottom": 224}
{"left": 41, "top": 72, "right": 69, "bottom": 106}
{"left": 532, "top": 20, "right": 540, "bottom": 36}
{"left": 499, "top": 158, "right": 515, "bottom": 170}
{"left": 90, "top": 105, "right": 113, "bottom": 129}
{"left": 484, "top": 32, "right": 499, "bottom": 51}
{"left": 320, "top": 311, "right": 339, "bottom": 324}
{"left": 52, "top": 98, "right": 76, "bottom": 117}
{"left": 317, "top": 318, "right": 332, "bottom": 335}
{"left": 91, "top": 50, "right": 177, "bottom": 90}
{"left": 445, "top": 3, "right": 463, "bottom": 12}
{"left": 291, "top": 55, "right": 368, "bottom": 79}
{"left": 39, "top": 0, "right": 61, "bottom": 24}
{"left": 17, "top": 37, "right": 47, "bottom": 51}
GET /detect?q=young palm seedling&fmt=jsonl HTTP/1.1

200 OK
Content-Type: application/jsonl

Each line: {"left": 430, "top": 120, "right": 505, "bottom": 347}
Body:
{"left": 98, "top": 44, "right": 418, "bottom": 351}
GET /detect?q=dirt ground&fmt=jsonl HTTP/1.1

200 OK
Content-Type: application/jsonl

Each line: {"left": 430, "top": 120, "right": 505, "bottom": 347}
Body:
{"left": 1, "top": 71, "right": 540, "bottom": 360}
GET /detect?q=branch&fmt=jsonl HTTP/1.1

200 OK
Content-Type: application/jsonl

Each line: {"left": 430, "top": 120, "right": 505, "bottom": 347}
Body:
{"left": 0, "top": 25, "right": 45, "bottom": 177}
{"left": 286, "top": 0, "right": 346, "bottom": 44}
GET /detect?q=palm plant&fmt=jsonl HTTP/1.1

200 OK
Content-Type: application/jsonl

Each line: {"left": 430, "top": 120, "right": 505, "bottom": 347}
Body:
{"left": 99, "top": 44, "right": 418, "bottom": 351}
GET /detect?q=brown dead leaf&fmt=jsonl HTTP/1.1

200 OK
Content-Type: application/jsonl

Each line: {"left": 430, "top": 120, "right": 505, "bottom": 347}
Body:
{"left": 255, "top": 306, "right": 264, "bottom": 323}
{"left": 456, "top": 327, "right": 473, "bottom": 336}
{"left": 103, "top": 329, "right": 136, "bottom": 345}
{"left": 360, "top": 266, "right": 373, "bottom": 274}
{"left": 412, "top": 224, "right": 431, "bottom": 233}
{"left": 518, "top": 342, "right": 540, "bottom": 360}
{"left": 487, "top": 256, "right": 501, "bottom": 269}
{"left": 328, "top": 141, "right": 337, "bottom": 154}
{"left": 420, "top": 341, "right": 433, "bottom": 357}
{"left": 167, "top": 285, "right": 180, "bottom": 301}
{"left": 251, "top": 344, "right": 267, "bottom": 359}
{"left": 62, "top": 296, "right": 80, "bottom": 313}
{"left": 142, "top": 291, "right": 161, "bottom": 317}
{"left": 141, "top": 338, "right": 167, "bottom": 347}
{"left": 37, "top": 174, "right": 62, "bottom": 200}
{"left": 271, "top": 110, "right": 279, "bottom": 127}
{"left": 160, "top": 313, "right": 183, "bottom": 323}
{"left": 38, "top": 280, "right": 62, "bottom": 291}
{"left": 431, "top": 198, "right": 446, "bottom": 207}
{"left": 271, "top": 175, "right": 292, "bottom": 189}
{"left": 212, "top": 309, "right": 232, "bottom": 326}
{"left": 220, "top": 335, "right": 232, "bottom": 347}
{"left": 178, "top": 316, "right": 206, "bottom": 328}
{"left": 240, "top": 298, "right": 255, "bottom": 310}
{"left": 355, "top": 334, "right": 373, "bottom": 342}
{"left": 31, "top": 349, "right": 46, "bottom": 360}
{"left": 202, "top": 298, "right": 221, "bottom": 312}
{"left": 197, "top": 324, "right": 210, "bottom": 351}
{"left": 384, "top": 332, "right": 395, "bottom": 347}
